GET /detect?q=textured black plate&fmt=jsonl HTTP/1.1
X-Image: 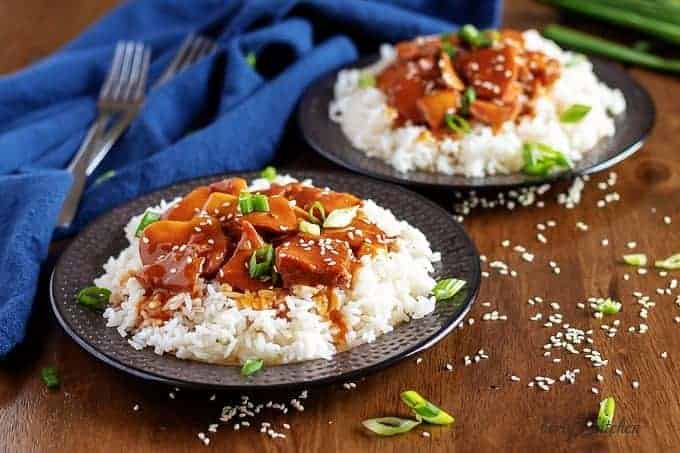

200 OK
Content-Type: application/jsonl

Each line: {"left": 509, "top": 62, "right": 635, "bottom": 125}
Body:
{"left": 51, "top": 171, "right": 480, "bottom": 390}
{"left": 298, "top": 54, "right": 655, "bottom": 189}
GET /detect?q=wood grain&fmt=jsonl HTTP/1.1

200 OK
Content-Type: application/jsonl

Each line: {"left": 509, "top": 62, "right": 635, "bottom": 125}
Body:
{"left": 1, "top": 0, "right": 679, "bottom": 452}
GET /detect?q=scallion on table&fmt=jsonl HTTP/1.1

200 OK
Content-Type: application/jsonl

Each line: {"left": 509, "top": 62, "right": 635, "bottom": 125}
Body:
{"left": 41, "top": 366, "right": 60, "bottom": 389}
{"left": 655, "top": 253, "right": 680, "bottom": 270}
{"left": 540, "top": 0, "right": 680, "bottom": 45}
{"left": 622, "top": 253, "right": 647, "bottom": 267}
{"left": 543, "top": 24, "right": 680, "bottom": 74}
{"left": 400, "top": 390, "right": 455, "bottom": 425}
{"left": 597, "top": 396, "right": 616, "bottom": 432}
{"left": 362, "top": 417, "right": 421, "bottom": 436}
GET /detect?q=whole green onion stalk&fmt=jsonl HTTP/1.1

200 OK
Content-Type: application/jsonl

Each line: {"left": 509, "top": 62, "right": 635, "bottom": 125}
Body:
{"left": 543, "top": 25, "right": 680, "bottom": 73}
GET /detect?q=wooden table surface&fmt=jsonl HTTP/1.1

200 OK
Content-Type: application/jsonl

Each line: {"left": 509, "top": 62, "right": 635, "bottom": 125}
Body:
{"left": 1, "top": 1, "right": 679, "bottom": 452}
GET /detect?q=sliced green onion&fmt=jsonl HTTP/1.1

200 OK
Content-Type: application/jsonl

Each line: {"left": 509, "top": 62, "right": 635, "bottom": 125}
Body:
{"left": 76, "top": 286, "right": 111, "bottom": 310}
{"left": 400, "top": 390, "right": 454, "bottom": 425}
{"left": 238, "top": 193, "right": 254, "bottom": 214}
{"left": 323, "top": 206, "right": 358, "bottom": 229}
{"left": 245, "top": 52, "right": 257, "bottom": 68}
{"left": 94, "top": 169, "right": 116, "bottom": 186}
{"left": 560, "top": 104, "right": 591, "bottom": 123}
{"left": 248, "top": 244, "right": 274, "bottom": 280}
{"left": 358, "top": 72, "right": 376, "bottom": 88}
{"left": 444, "top": 113, "right": 471, "bottom": 135}
{"left": 441, "top": 40, "right": 456, "bottom": 58}
{"left": 597, "top": 396, "right": 616, "bottom": 432}
{"left": 458, "top": 24, "right": 496, "bottom": 48}
{"left": 460, "top": 87, "right": 476, "bottom": 116}
{"left": 565, "top": 53, "right": 586, "bottom": 67}
{"left": 260, "top": 166, "right": 277, "bottom": 181}
{"left": 251, "top": 194, "right": 269, "bottom": 212}
{"left": 299, "top": 219, "right": 321, "bottom": 236}
{"left": 135, "top": 211, "right": 161, "bottom": 237}
{"left": 41, "top": 366, "right": 60, "bottom": 389}
{"left": 432, "top": 278, "right": 466, "bottom": 302}
{"left": 594, "top": 298, "right": 621, "bottom": 315}
{"left": 655, "top": 253, "right": 680, "bottom": 270}
{"left": 521, "top": 142, "right": 573, "bottom": 176}
{"left": 309, "top": 201, "right": 326, "bottom": 224}
{"left": 622, "top": 253, "right": 647, "bottom": 267}
{"left": 362, "top": 417, "right": 421, "bottom": 436}
{"left": 241, "top": 358, "right": 264, "bottom": 376}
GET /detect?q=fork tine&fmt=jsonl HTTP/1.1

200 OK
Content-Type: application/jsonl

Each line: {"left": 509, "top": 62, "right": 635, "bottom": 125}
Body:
{"left": 156, "top": 34, "right": 196, "bottom": 86}
{"left": 112, "top": 42, "right": 135, "bottom": 101}
{"left": 99, "top": 42, "right": 126, "bottom": 100}
{"left": 123, "top": 43, "right": 146, "bottom": 101}
{"left": 134, "top": 48, "right": 151, "bottom": 101}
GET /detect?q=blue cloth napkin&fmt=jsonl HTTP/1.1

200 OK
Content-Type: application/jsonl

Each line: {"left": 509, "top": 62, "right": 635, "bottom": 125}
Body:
{"left": 0, "top": 0, "right": 501, "bottom": 356}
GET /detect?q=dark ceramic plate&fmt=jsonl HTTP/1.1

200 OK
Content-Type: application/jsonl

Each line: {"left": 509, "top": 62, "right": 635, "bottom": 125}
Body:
{"left": 51, "top": 171, "right": 480, "bottom": 390}
{"left": 298, "top": 55, "right": 655, "bottom": 189}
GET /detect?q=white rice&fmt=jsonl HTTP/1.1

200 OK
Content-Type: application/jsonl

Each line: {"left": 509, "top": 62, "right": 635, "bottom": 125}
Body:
{"left": 96, "top": 176, "right": 438, "bottom": 365}
{"left": 329, "top": 30, "right": 626, "bottom": 177}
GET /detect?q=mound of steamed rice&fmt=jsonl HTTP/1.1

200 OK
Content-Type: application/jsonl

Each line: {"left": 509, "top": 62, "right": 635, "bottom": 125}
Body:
{"left": 96, "top": 176, "right": 439, "bottom": 365}
{"left": 329, "top": 30, "right": 627, "bottom": 177}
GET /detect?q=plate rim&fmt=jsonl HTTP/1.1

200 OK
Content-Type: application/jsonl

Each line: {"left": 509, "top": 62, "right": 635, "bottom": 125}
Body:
{"left": 297, "top": 54, "right": 656, "bottom": 190}
{"left": 50, "top": 170, "right": 481, "bottom": 390}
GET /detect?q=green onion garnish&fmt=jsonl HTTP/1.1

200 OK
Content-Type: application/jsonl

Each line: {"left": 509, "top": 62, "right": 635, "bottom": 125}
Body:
{"left": 260, "top": 166, "right": 277, "bottom": 181}
{"left": 655, "top": 253, "right": 680, "bottom": 270}
{"left": 238, "top": 193, "right": 254, "bottom": 214}
{"left": 521, "top": 142, "right": 573, "bottom": 176}
{"left": 597, "top": 396, "right": 615, "bottom": 432}
{"left": 622, "top": 253, "right": 647, "bottom": 266}
{"left": 458, "top": 24, "right": 480, "bottom": 46}
{"left": 299, "top": 219, "right": 321, "bottom": 236}
{"left": 94, "top": 169, "right": 116, "bottom": 186}
{"left": 251, "top": 194, "right": 269, "bottom": 212}
{"left": 458, "top": 24, "right": 497, "bottom": 48}
{"left": 432, "top": 278, "right": 466, "bottom": 302}
{"left": 400, "top": 390, "right": 454, "bottom": 425}
{"left": 323, "top": 206, "right": 358, "bottom": 229}
{"left": 441, "top": 40, "right": 456, "bottom": 58}
{"left": 444, "top": 113, "right": 471, "bottom": 135}
{"left": 241, "top": 358, "right": 264, "bottom": 376}
{"left": 248, "top": 244, "right": 274, "bottom": 280}
{"left": 245, "top": 52, "right": 257, "bottom": 68}
{"left": 41, "top": 366, "right": 60, "bottom": 389}
{"left": 134, "top": 211, "right": 161, "bottom": 238}
{"left": 239, "top": 193, "right": 269, "bottom": 214}
{"left": 594, "top": 298, "right": 621, "bottom": 315}
{"left": 362, "top": 417, "right": 421, "bottom": 436}
{"left": 460, "top": 87, "right": 476, "bottom": 116}
{"left": 309, "top": 201, "right": 326, "bottom": 224}
{"left": 565, "top": 53, "right": 586, "bottom": 67}
{"left": 560, "top": 104, "right": 591, "bottom": 123}
{"left": 358, "top": 72, "right": 376, "bottom": 88}
{"left": 76, "top": 286, "right": 111, "bottom": 311}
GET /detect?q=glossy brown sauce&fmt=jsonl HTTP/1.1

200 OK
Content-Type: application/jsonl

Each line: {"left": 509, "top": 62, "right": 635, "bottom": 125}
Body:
{"left": 376, "top": 28, "right": 561, "bottom": 131}
{"left": 132, "top": 179, "right": 392, "bottom": 333}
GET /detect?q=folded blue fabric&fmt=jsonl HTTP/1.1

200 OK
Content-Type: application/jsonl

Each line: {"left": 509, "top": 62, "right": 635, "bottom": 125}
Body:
{"left": 0, "top": 0, "right": 501, "bottom": 356}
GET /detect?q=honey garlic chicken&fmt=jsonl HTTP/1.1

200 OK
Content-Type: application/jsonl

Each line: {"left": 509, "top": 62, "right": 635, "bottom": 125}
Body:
{"left": 135, "top": 178, "right": 392, "bottom": 306}
{"left": 376, "top": 26, "right": 561, "bottom": 132}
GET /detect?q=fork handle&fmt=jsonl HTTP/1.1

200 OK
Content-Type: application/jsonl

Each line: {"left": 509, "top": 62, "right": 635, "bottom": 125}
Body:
{"left": 58, "top": 117, "right": 109, "bottom": 228}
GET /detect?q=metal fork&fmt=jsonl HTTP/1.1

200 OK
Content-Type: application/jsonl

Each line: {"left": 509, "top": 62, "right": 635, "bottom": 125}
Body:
{"left": 58, "top": 41, "right": 151, "bottom": 228}
{"left": 155, "top": 34, "right": 217, "bottom": 87}
{"left": 84, "top": 35, "right": 217, "bottom": 175}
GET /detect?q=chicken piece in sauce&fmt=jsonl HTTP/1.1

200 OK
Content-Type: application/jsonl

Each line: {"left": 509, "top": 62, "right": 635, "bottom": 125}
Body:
{"left": 218, "top": 221, "right": 272, "bottom": 292}
{"left": 376, "top": 28, "right": 561, "bottom": 131}
{"left": 275, "top": 234, "right": 353, "bottom": 288}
